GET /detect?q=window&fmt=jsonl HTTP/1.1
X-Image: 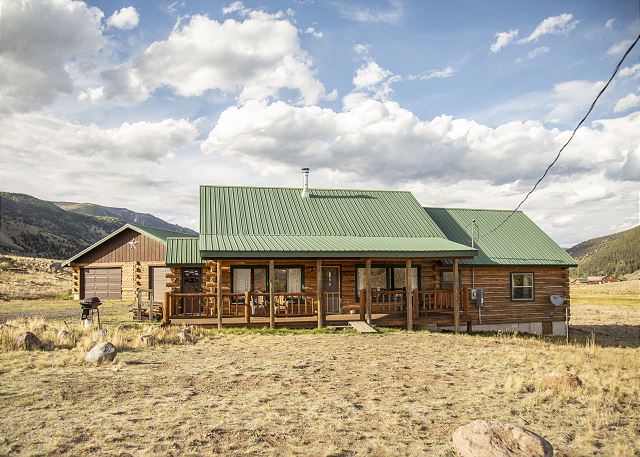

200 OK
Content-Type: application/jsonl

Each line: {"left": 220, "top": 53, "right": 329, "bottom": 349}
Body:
{"left": 181, "top": 268, "right": 202, "bottom": 293}
{"left": 274, "top": 267, "right": 303, "bottom": 293}
{"left": 232, "top": 267, "right": 267, "bottom": 293}
{"left": 439, "top": 269, "right": 463, "bottom": 290}
{"left": 356, "top": 266, "right": 419, "bottom": 300}
{"left": 511, "top": 273, "right": 534, "bottom": 300}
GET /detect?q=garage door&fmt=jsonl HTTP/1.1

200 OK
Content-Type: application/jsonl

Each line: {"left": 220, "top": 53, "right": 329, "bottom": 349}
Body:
{"left": 82, "top": 268, "right": 122, "bottom": 301}
{"left": 150, "top": 267, "right": 170, "bottom": 304}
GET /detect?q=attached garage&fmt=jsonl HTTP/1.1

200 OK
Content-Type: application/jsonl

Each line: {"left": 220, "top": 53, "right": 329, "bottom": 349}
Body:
{"left": 81, "top": 267, "right": 122, "bottom": 300}
{"left": 64, "top": 224, "right": 196, "bottom": 303}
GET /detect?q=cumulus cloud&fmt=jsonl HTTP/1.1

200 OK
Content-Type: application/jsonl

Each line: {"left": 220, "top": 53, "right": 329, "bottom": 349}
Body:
{"left": 606, "top": 39, "right": 633, "bottom": 56}
{"left": 518, "top": 13, "right": 578, "bottom": 44}
{"left": 515, "top": 46, "right": 550, "bottom": 63}
{"left": 201, "top": 97, "right": 640, "bottom": 187}
{"left": 99, "top": 10, "right": 326, "bottom": 106}
{"left": 0, "top": 114, "right": 198, "bottom": 161}
{"left": 0, "top": 0, "right": 105, "bottom": 114}
{"left": 614, "top": 93, "right": 640, "bottom": 113}
{"left": 106, "top": 6, "right": 139, "bottom": 30}
{"left": 353, "top": 43, "right": 370, "bottom": 55}
{"left": 222, "top": 1, "right": 250, "bottom": 16}
{"left": 490, "top": 29, "right": 518, "bottom": 53}
{"left": 605, "top": 18, "right": 616, "bottom": 29}
{"left": 78, "top": 87, "right": 104, "bottom": 103}
{"left": 619, "top": 63, "right": 640, "bottom": 79}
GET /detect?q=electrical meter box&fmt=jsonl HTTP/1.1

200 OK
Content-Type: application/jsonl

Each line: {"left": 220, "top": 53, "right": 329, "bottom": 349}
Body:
{"left": 469, "top": 288, "right": 484, "bottom": 307}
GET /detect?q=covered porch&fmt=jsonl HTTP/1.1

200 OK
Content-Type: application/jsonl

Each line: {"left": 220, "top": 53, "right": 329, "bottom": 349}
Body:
{"left": 163, "top": 257, "right": 471, "bottom": 331}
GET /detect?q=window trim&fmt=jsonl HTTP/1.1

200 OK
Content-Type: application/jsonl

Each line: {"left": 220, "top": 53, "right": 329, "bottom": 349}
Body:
{"left": 230, "top": 265, "right": 305, "bottom": 293}
{"left": 355, "top": 264, "right": 421, "bottom": 301}
{"left": 439, "top": 268, "right": 462, "bottom": 291}
{"left": 510, "top": 272, "right": 535, "bottom": 301}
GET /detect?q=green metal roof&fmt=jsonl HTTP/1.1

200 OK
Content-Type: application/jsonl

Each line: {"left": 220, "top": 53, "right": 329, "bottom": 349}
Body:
{"left": 200, "top": 234, "right": 476, "bottom": 258}
{"left": 165, "top": 236, "right": 202, "bottom": 265}
{"left": 424, "top": 207, "right": 578, "bottom": 266}
{"left": 63, "top": 223, "right": 187, "bottom": 266}
{"left": 199, "top": 186, "right": 476, "bottom": 259}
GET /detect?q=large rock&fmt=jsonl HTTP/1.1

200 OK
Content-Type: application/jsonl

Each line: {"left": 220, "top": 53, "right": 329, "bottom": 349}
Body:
{"left": 452, "top": 420, "right": 553, "bottom": 457}
{"left": 16, "top": 332, "right": 41, "bottom": 350}
{"left": 137, "top": 334, "right": 155, "bottom": 346}
{"left": 85, "top": 342, "right": 117, "bottom": 363}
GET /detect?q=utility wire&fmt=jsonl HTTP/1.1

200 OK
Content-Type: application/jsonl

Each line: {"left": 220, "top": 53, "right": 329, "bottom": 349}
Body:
{"left": 482, "top": 31, "right": 640, "bottom": 238}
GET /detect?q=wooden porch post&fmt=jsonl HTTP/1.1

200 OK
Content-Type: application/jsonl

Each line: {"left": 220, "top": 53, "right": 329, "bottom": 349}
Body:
{"left": 244, "top": 290, "right": 251, "bottom": 324}
{"left": 453, "top": 258, "right": 460, "bottom": 333}
{"left": 163, "top": 291, "right": 171, "bottom": 325}
{"left": 365, "top": 258, "right": 372, "bottom": 325}
{"left": 406, "top": 259, "right": 413, "bottom": 331}
{"left": 317, "top": 260, "right": 324, "bottom": 328}
{"left": 216, "top": 260, "right": 222, "bottom": 330}
{"left": 269, "top": 260, "right": 275, "bottom": 329}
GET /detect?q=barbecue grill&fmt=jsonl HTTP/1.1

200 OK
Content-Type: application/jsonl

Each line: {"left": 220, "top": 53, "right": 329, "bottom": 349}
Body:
{"left": 80, "top": 297, "right": 102, "bottom": 327}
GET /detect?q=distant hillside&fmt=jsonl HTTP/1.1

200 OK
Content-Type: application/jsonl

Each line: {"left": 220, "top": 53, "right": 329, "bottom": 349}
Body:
{"left": 0, "top": 192, "right": 194, "bottom": 259}
{"left": 568, "top": 226, "right": 640, "bottom": 277}
{"left": 55, "top": 201, "right": 196, "bottom": 236}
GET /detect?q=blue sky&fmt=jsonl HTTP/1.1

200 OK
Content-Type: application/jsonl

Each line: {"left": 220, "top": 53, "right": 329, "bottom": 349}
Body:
{"left": 1, "top": 0, "right": 639, "bottom": 246}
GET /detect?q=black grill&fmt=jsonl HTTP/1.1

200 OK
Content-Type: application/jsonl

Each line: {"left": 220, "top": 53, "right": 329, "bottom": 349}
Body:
{"left": 80, "top": 297, "right": 102, "bottom": 323}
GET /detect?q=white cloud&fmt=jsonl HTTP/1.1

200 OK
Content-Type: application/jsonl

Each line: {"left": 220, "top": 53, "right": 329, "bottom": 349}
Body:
{"left": 0, "top": 114, "right": 198, "bottom": 161}
{"left": 78, "top": 87, "right": 104, "bottom": 103}
{"left": 334, "top": 0, "right": 403, "bottom": 24}
{"left": 515, "top": 46, "right": 550, "bottom": 63}
{"left": 478, "top": 79, "right": 606, "bottom": 125}
{"left": 614, "top": 93, "right": 640, "bottom": 113}
{"left": 518, "top": 13, "right": 578, "bottom": 44}
{"left": 100, "top": 10, "right": 326, "bottom": 106}
{"left": 620, "top": 63, "right": 640, "bottom": 79}
{"left": 408, "top": 66, "right": 456, "bottom": 80}
{"left": 201, "top": 97, "right": 640, "bottom": 188}
{"left": 605, "top": 18, "right": 616, "bottom": 29}
{"left": 222, "top": 1, "right": 249, "bottom": 16}
{"left": 606, "top": 39, "right": 633, "bottom": 56}
{"left": 353, "top": 61, "right": 393, "bottom": 89}
{"left": 490, "top": 29, "right": 518, "bottom": 53}
{"left": 106, "top": 6, "right": 139, "bottom": 30}
{"left": 353, "top": 44, "right": 370, "bottom": 55}
{"left": 304, "top": 27, "right": 323, "bottom": 38}
{"left": 0, "top": 0, "right": 105, "bottom": 114}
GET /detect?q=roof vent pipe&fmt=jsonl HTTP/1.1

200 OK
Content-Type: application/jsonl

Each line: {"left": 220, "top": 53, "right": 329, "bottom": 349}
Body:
{"left": 301, "top": 168, "right": 310, "bottom": 199}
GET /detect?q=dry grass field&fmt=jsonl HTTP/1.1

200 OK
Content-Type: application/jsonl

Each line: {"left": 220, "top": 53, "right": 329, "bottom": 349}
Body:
{"left": 0, "top": 262, "right": 638, "bottom": 456}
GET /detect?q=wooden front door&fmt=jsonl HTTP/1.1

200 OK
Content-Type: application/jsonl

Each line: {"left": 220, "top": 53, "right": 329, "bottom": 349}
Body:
{"left": 322, "top": 266, "right": 341, "bottom": 314}
{"left": 181, "top": 268, "right": 202, "bottom": 314}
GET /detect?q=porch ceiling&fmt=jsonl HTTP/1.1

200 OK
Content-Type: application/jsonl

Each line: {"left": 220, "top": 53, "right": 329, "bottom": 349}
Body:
{"left": 199, "top": 234, "right": 477, "bottom": 259}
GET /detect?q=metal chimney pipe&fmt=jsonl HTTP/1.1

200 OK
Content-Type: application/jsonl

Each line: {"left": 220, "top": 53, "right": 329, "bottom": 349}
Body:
{"left": 301, "top": 168, "right": 310, "bottom": 199}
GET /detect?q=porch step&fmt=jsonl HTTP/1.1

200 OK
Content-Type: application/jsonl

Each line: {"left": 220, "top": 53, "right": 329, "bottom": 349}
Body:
{"left": 348, "top": 321, "right": 378, "bottom": 334}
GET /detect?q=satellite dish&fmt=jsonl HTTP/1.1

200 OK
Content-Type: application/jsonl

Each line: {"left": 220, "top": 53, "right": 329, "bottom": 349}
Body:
{"left": 550, "top": 295, "right": 565, "bottom": 307}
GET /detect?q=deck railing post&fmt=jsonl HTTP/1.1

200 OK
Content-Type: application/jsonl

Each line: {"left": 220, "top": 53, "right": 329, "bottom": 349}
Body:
{"left": 163, "top": 292, "right": 170, "bottom": 325}
{"left": 453, "top": 258, "right": 460, "bottom": 333}
{"left": 359, "top": 289, "right": 366, "bottom": 321}
{"left": 244, "top": 290, "right": 251, "bottom": 324}
{"left": 406, "top": 260, "right": 413, "bottom": 331}
{"left": 217, "top": 261, "right": 223, "bottom": 329}
{"left": 316, "top": 260, "right": 324, "bottom": 328}
{"left": 365, "top": 259, "right": 372, "bottom": 325}
{"left": 269, "top": 260, "right": 275, "bottom": 329}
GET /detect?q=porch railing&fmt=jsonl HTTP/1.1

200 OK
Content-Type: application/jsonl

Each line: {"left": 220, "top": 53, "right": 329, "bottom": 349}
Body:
{"left": 357, "top": 289, "right": 469, "bottom": 319}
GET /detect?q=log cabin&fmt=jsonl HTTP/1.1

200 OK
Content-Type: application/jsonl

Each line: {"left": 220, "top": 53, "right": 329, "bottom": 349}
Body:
{"left": 64, "top": 171, "right": 577, "bottom": 335}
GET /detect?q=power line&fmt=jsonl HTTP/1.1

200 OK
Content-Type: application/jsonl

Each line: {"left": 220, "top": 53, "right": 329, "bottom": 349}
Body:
{"left": 482, "top": 31, "right": 640, "bottom": 238}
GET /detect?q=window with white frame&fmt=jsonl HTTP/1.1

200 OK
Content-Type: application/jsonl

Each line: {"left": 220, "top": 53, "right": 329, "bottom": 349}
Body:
{"left": 511, "top": 272, "right": 534, "bottom": 300}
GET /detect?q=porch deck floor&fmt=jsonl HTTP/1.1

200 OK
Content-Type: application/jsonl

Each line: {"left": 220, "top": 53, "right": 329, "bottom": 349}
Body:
{"left": 170, "top": 313, "right": 456, "bottom": 329}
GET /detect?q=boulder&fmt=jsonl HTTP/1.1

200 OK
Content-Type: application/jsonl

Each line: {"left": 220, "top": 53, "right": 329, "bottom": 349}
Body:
{"left": 452, "top": 420, "right": 553, "bottom": 457}
{"left": 16, "top": 332, "right": 41, "bottom": 350}
{"left": 178, "top": 329, "right": 193, "bottom": 343}
{"left": 138, "top": 334, "right": 155, "bottom": 346}
{"left": 542, "top": 372, "right": 582, "bottom": 389}
{"left": 118, "top": 323, "right": 135, "bottom": 330}
{"left": 57, "top": 329, "right": 72, "bottom": 341}
{"left": 85, "top": 342, "right": 117, "bottom": 363}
